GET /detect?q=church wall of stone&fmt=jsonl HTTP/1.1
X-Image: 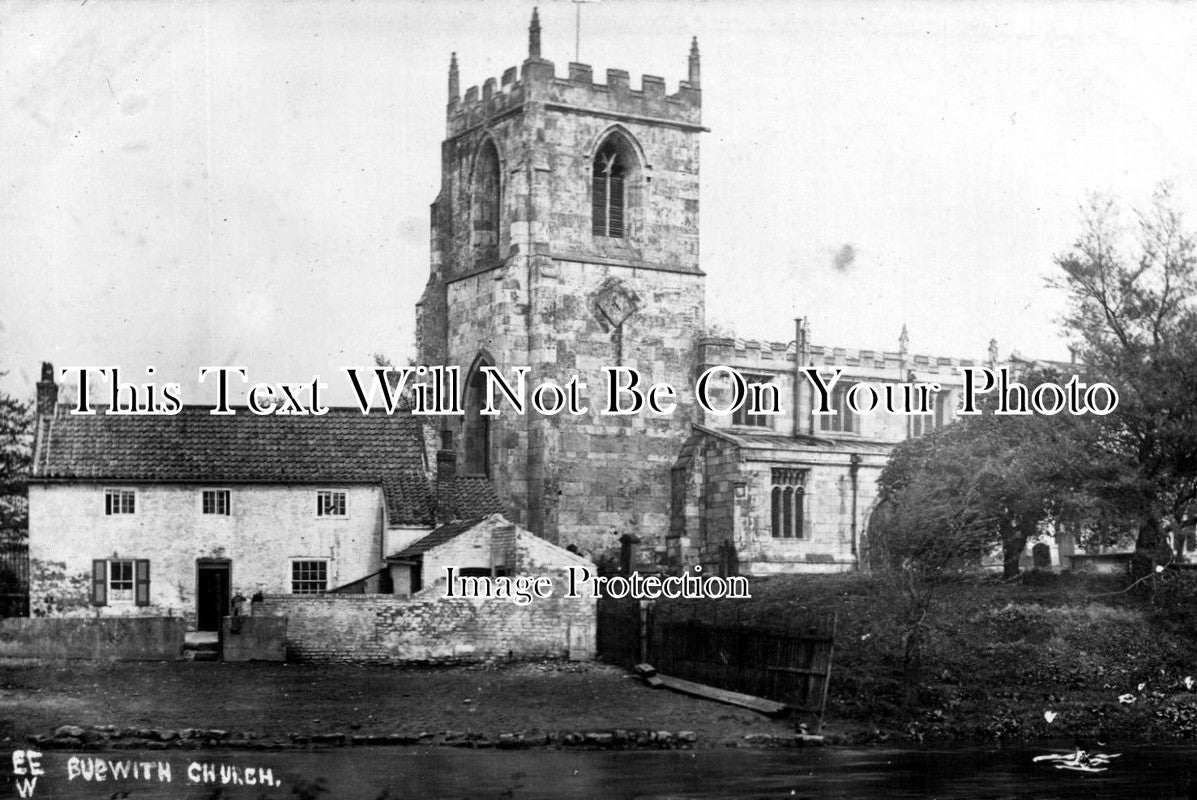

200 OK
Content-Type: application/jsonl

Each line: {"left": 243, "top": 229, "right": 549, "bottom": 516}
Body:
{"left": 444, "top": 258, "right": 703, "bottom": 563}
{"left": 734, "top": 451, "right": 887, "bottom": 575}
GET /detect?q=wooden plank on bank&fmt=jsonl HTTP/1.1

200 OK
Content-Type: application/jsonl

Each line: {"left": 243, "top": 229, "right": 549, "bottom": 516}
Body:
{"left": 655, "top": 672, "right": 789, "bottom": 716}
{"left": 634, "top": 662, "right": 664, "bottom": 688}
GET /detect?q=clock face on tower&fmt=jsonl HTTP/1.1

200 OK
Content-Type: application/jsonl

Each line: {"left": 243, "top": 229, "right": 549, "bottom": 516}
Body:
{"left": 592, "top": 279, "right": 640, "bottom": 331}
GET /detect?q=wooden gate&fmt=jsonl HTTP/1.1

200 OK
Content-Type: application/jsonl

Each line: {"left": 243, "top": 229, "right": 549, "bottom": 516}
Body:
{"left": 598, "top": 595, "right": 837, "bottom": 729}
{"left": 0, "top": 540, "right": 29, "bottom": 618}
{"left": 648, "top": 609, "right": 836, "bottom": 729}
{"left": 596, "top": 595, "right": 644, "bottom": 666}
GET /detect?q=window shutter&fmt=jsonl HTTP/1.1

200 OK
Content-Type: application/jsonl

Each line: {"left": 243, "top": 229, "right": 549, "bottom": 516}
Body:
{"left": 92, "top": 560, "right": 107, "bottom": 606}
{"left": 608, "top": 173, "right": 625, "bottom": 238}
{"left": 135, "top": 560, "right": 151, "bottom": 607}
{"left": 592, "top": 172, "right": 607, "bottom": 236}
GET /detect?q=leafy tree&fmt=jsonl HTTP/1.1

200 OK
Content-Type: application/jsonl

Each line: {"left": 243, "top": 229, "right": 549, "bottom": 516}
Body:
{"left": 878, "top": 370, "right": 1118, "bottom": 579}
{"left": 870, "top": 434, "right": 996, "bottom": 706}
{"left": 1052, "top": 185, "right": 1197, "bottom": 568}
{"left": 870, "top": 370, "right": 1123, "bottom": 704}
{"left": 0, "top": 378, "right": 33, "bottom": 543}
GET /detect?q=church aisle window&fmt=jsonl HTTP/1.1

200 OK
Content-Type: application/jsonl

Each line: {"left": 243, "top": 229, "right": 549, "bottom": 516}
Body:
{"left": 771, "top": 468, "right": 806, "bottom": 538}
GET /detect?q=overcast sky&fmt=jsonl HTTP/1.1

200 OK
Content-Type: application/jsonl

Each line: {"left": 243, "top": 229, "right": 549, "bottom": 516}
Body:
{"left": 2, "top": 0, "right": 1196, "bottom": 405}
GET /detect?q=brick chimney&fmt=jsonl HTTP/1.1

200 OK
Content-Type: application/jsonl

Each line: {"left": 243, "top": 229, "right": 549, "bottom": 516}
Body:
{"left": 36, "top": 362, "right": 58, "bottom": 418}
{"left": 437, "top": 448, "right": 458, "bottom": 486}
{"left": 435, "top": 430, "right": 458, "bottom": 524}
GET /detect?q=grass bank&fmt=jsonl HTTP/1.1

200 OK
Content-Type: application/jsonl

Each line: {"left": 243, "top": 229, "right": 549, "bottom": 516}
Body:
{"left": 689, "top": 569, "right": 1197, "bottom": 744}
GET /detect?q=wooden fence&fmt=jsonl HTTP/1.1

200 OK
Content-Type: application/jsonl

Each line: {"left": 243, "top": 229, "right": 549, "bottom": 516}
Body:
{"left": 597, "top": 595, "right": 836, "bottom": 729}
{"left": 0, "top": 540, "right": 29, "bottom": 618}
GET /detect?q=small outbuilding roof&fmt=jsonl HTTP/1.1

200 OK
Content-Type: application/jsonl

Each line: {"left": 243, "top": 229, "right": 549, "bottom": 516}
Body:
{"left": 386, "top": 516, "right": 488, "bottom": 561}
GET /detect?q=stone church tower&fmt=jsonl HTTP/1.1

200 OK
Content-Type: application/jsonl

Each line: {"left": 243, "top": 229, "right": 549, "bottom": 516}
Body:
{"left": 416, "top": 10, "right": 706, "bottom": 565}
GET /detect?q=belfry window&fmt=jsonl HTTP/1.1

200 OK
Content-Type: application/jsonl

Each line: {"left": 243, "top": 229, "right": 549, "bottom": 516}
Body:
{"left": 472, "top": 139, "right": 501, "bottom": 254}
{"left": 592, "top": 140, "right": 626, "bottom": 238}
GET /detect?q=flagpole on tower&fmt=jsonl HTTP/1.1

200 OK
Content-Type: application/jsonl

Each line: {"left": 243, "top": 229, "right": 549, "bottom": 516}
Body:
{"left": 574, "top": 0, "right": 581, "bottom": 63}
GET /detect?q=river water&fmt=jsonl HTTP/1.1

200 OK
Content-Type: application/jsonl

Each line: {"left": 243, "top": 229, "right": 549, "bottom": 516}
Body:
{"left": 7, "top": 743, "right": 1197, "bottom": 799}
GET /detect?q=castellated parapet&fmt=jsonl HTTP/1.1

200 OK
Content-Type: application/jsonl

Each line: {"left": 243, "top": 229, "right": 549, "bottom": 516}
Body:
{"left": 699, "top": 336, "right": 978, "bottom": 375}
{"left": 447, "top": 59, "right": 702, "bottom": 139}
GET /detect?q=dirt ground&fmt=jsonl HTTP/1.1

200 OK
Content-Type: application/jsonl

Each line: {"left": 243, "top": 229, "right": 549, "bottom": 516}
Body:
{"left": 0, "top": 659, "right": 793, "bottom": 745}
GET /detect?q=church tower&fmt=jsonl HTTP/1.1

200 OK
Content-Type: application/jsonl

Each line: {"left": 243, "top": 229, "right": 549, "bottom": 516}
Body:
{"left": 416, "top": 9, "right": 706, "bottom": 566}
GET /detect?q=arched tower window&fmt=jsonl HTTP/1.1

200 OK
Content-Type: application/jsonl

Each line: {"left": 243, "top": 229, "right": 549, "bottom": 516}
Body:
{"left": 592, "top": 140, "right": 625, "bottom": 237}
{"left": 591, "top": 131, "right": 641, "bottom": 239}
{"left": 462, "top": 354, "right": 492, "bottom": 476}
{"left": 472, "top": 139, "right": 501, "bottom": 256}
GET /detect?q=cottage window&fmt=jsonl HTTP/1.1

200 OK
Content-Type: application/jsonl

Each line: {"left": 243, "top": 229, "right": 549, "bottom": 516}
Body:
{"left": 732, "top": 374, "right": 774, "bottom": 428}
{"left": 291, "top": 560, "right": 328, "bottom": 594}
{"left": 105, "top": 489, "right": 136, "bottom": 515}
{"left": 92, "top": 558, "right": 150, "bottom": 606}
{"left": 818, "top": 384, "right": 856, "bottom": 434}
{"left": 592, "top": 140, "right": 626, "bottom": 238}
{"left": 770, "top": 468, "right": 806, "bottom": 539}
{"left": 202, "top": 489, "right": 230, "bottom": 516}
{"left": 109, "top": 560, "right": 134, "bottom": 600}
{"left": 316, "top": 490, "right": 346, "bottom": 517}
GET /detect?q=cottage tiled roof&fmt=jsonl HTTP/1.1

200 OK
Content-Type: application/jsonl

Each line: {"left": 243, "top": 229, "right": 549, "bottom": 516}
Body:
{"left": 386, "top": 516, "right": 486, "bottom": 561}
{"left": 32, "top": 406, "right": 436, "bottom": 525}
{"left": 437, "top": 475, "right": 505, "bottom": 522}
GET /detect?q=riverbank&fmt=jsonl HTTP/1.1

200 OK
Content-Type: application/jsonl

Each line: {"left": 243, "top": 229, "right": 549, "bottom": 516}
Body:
{"left": 5, "top": 571, "right": 1196, "bottom": 750}
{"left": 0, "top": 659, "right": 796, "bottom": 750}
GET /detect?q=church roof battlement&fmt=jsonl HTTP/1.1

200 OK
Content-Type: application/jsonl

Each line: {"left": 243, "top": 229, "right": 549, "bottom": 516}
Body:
{"left": 698, "top": 336, "right": 979, "bottom": 374}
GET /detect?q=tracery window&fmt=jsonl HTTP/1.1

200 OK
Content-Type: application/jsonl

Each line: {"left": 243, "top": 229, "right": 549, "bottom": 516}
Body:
{"left": 771, "top": 468, "right": 806, "bottom": 539}
{"left": 472, "top": 139, "right": 501, "bottom": 254}
{"left": 592, "top": 140, "right": 626, "bottom": 238}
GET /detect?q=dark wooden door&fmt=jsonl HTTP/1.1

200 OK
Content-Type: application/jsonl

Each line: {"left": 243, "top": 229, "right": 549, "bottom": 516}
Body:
{"left": 196, "top": 561, "right": 231, "bottom": 631}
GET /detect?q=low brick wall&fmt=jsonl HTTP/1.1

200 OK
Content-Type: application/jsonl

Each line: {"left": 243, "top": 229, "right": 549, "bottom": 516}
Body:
{"left": 257, "top": 590, "right": 596, "bottom": 664}
{"left": 222, "top": 616, "right": 287, "bottom": 662}
{"left": 0, "top": 617, "right": 185, "bottom": 660}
